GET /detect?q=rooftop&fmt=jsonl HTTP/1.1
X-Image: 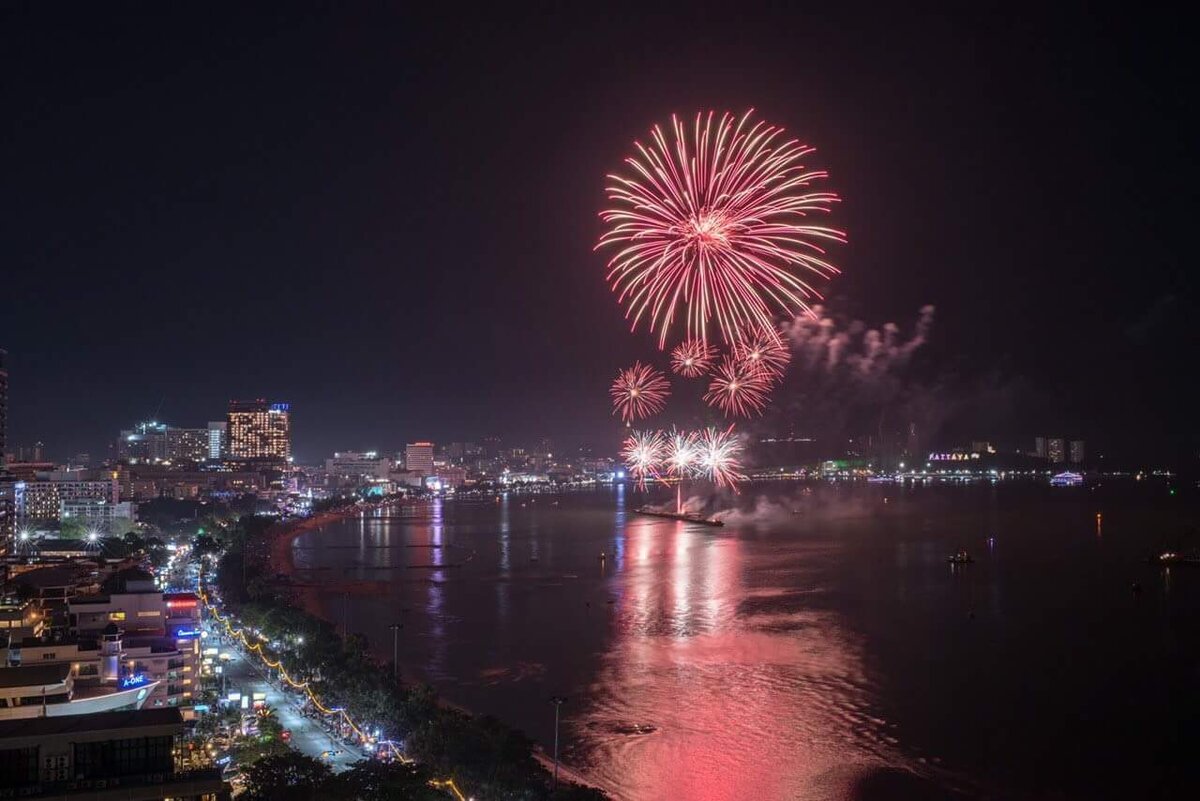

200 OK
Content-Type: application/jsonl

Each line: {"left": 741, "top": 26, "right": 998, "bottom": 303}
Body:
{"left": 0, "top": 662, "right": 70, "bottom": 689}
{"left": 0, "top": 707, "right": 183, "bottom": 741}
{"left": 9, "top": 565, "right": 94, "bottom": 589}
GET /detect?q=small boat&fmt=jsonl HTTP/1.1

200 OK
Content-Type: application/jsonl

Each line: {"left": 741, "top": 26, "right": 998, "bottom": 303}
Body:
{"left": 947, "top": 551, "right": 974, "bottom": 565}
{"left": 1152, "top": 551, "right": 1200, "bottom": 566}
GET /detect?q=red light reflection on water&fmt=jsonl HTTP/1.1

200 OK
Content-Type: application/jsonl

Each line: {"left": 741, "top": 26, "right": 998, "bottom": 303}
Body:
{"left": 587, "top": 519, "right": 885, "bottom": 800}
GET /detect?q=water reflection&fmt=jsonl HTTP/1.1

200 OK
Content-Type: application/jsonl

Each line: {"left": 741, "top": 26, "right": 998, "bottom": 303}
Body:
{"left": 583, "top": 518, "right": 888, "bottom": 800}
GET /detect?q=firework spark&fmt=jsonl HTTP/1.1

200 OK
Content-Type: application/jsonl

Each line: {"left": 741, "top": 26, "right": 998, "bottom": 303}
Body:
{"left": 664, "top": 428, "right": 700, "bottom": 477}
{"left": 704, "top": 356, "right": 770, "bottom": 417}
{"left": 733, "top": 328, "right": 791, "bottom": 382}
{"left": 598, "top": 110, "right": 845, "bottom": 349}
{"left": 696, "top": 425, "right": 746, "bottom": 488}
{"left": 610, "top": 362, "right": 671, "bottom": 422}
{"left": 670, "top": 339, "right": 715, "bottom": 378}
{"left": 621, "top": 430, "right": 666, "bottom": 488}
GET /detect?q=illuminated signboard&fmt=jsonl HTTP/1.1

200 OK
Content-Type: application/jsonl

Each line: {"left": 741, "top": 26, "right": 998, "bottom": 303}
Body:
{"left": 927, "top": 452, "right": 980, "bottom": 462}
{"left": 175, "top": 629, "right": 201, "bottom": 639}
{"left": 120, "top": 674, "right": 150, "bottom": 689}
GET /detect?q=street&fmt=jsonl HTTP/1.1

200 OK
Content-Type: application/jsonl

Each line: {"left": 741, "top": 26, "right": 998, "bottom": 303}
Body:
{"left": 217, "top": 637, "right": 367, "bottom": 773}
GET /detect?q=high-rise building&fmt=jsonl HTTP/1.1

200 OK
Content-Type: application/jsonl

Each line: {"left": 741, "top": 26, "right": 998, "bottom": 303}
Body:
{"left": 1069, "top": 440, "right": 1086, "bottom": 465}
{"left": 227, "top": 400, "right": 291, "bottom": 463}
{"left": 117, "top": 421, "right": 169, "bottom": 463}
{"left": 165, "top": 427, "right": 209, "bottom": 462}
{"left": 0, "top": 480, "right": 14, "bottom": 556}
{"left": 1034, "top": 437, "right": 1047, "bottom": 459}
{"left": 0, "top": 348, "right": 7, "bottom": 463}
{"left": 207, "top": 421, "right": 227, "bottom": 461}
{"left": 1047, "top": 438, "right": 1066, "bottom": 463}
{"left": 405, "top": 442, "right": 434, "bottom": 475}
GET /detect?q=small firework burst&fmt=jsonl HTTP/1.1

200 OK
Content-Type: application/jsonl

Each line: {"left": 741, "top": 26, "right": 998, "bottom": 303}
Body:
{"left": 610, "top": 362, "right": 670, "bottom": 422}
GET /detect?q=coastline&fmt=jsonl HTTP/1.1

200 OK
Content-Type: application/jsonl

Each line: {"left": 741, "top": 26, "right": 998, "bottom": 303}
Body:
{"left": 263, "top": 500, "right": 610, "bottom": 797}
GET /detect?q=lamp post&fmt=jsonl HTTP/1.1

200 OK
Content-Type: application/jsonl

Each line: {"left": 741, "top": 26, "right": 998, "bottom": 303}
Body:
{"left": 549, "top": 696, "right": 567, "bottom": 791}
{"left": 388, "top": 623, "right": 403, "bottom": 680}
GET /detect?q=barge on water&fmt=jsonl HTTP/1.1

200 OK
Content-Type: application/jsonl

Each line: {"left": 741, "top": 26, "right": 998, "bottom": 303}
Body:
{"left": 634, "top": 508, "right": 725, "bottom": 527}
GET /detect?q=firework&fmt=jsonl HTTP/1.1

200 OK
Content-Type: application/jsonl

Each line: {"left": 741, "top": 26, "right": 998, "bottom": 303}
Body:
{"left": 703, "top": 356, "right": 770, "bottom": 417}
{"left": 621, "top": 430, "right": 666, "bottom": 488}
{"left": 610, "top": 362, "right": 671, "bottom": 422}
{"left": 733, "top": 328, "right": 791, "bottom": 381}
{"left": 670, "top": 339, "right": 715, "bottom": 378}
{"left": 597, "top": 110, "right": 845, "bottom": 349}
{"left": 663, "top": 428, "right": 700, "bottom": 477}
{"left": 696, "top": 425, "right": 746, "bottom": 488}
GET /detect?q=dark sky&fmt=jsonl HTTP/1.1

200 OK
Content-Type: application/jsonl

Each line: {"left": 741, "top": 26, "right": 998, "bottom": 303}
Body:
{"left": 2, "top": 3, "right": 1194, "bottom": 465}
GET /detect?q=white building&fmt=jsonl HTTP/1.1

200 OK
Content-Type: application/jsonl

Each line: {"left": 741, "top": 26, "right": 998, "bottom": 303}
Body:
{"left": 60, "top": 499, "right": 137, "bottom": 532}
{"left": 13, "top": 477, "right": 120, "bottom": 523}
{"left": 325, "top": 452, "right": 391, "bottom": 484}
{"left": 405, "top": 442, "right": 434, "bottom": 475}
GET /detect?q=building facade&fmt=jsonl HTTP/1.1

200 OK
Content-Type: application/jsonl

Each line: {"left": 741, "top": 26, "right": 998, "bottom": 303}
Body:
{"left": 206, "top": 421, "right": 227, "bottom": 461}
{"left": 0, "top": 708, "right": 229, "bottom": 800}
{"left": 60, "top": 499, "right": 137, "bottom": 532}
{"left": 0, "top": 348, "right": 7, "bottom": 463}
{"left": 165, "top": 429, "right": 209, "bottom": 463}
{"left": 14, "top": 478, "right": 120, "bottom": 524}
{"left": 227, "top": 401, "right": 291, "bottom": 462}
{"left": 405, "top": 442, "right": 434, "bottom": 475}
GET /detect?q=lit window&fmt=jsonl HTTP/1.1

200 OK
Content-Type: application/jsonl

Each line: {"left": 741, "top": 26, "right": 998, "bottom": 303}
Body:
{"left": 109, "top": 612, "right": 126, "bottom": 622}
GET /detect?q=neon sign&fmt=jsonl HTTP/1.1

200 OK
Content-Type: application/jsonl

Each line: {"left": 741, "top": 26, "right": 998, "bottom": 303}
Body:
{"left": 120, "top": 674, "right": 150, "bottom": 689}
{"left": 927, "top": 452, "right": 980, "bottom": 462}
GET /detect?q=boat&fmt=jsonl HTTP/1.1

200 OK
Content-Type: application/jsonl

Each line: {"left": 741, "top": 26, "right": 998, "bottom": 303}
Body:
{"left": 634, "top": 508, "right": 725, "bottom": 527}
{"left": 1152, "top": 551, "right": 1200, "bottom": 567}
{"left": 1050, "top": 471, "right": 1084, "bottom": 487}
{"left": 947, "top": 551, "right": 974, "bottom": 565}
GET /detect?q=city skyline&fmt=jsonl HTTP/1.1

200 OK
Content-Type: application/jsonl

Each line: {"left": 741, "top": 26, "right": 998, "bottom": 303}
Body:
{"left": 2, "top": 5, "right": 1194, "bottom": 467}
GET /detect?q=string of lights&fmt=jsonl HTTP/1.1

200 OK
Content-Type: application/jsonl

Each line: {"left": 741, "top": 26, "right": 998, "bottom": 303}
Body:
{"left": 196, "top": 585, "right": 467, "bottom": 801}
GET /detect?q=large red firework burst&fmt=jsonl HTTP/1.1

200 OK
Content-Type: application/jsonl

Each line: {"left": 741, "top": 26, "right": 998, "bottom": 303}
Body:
{"left": 732, "top": 328, "right": 792, "bottom": 382}
{"left": 704, "top": 355, "right": 770, "bottom": 417}
{"left": 610, "top": 362, "right": 671, "bottom": 422}
{"left": 597, "top": 110, "right": 845, "bottom": 349}
{"left": 670, "top": 339, "right": 715, "bottom": 378}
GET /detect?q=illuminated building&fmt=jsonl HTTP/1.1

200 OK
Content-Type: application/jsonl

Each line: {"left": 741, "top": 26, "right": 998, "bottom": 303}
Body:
{"left": 1047, "top": 438, "right": 1066, "bottom": 463}
{"left": 0, "top": 480, "right": 14, "bottom": 556}
{"left": 1069, "top": 440, "right": 1086, "bottom": 465}
{"left": 0, "top": 347, "right": 7, "bottom": 462}
{"left": 1034, "top": 437, "right": 1047, "bottom": 459}
{"left": 13, "top": 477, "right": 120, "bottom": 525}
{"left": 227, "top": 400, "right": 291, "bottom": 463}
{"left": 164, "top": 428, "right": 208, "bottom": 462}
{"left": 117, "top": 421, "right": 168, "bottom": 462}
{"left": 405, "top": 442, "right": 434, "bottom": 475}
{"left": 60, "top": 498, "right": 137, "bottom": 531}
{"left": 325, "top": 452, "right": 391, "bottom": 485}
{"left": 206, "top": 420, "right": 227, "bottom": 460}
{"left": 67, "top": 576, "right": 202, "bottom": 709}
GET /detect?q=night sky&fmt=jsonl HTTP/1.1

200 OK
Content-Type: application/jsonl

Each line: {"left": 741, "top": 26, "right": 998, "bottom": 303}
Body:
{"left": 2, "top": 4, "right": 1194, "bottom": 465}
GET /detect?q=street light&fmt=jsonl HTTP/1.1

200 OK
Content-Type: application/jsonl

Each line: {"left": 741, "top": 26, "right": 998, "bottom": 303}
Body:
{"left": 549, "top": 696, "right": 567, "bottom": 791}
{"left": 388, "top": 623, "right": 403, "bottom": 680}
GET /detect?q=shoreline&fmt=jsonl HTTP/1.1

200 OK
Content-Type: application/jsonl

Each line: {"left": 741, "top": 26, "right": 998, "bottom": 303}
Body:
{"left": 264, "top": 500, "right": 610, "bottom": 797}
